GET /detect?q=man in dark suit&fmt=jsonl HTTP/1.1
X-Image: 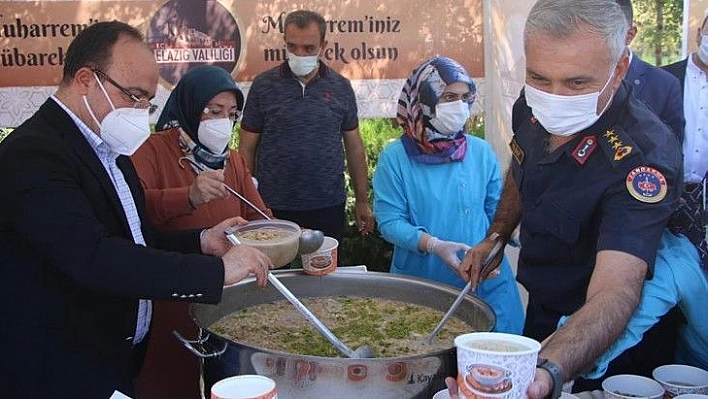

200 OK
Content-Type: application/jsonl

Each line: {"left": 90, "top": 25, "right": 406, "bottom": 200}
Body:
{"left": 0, "top": 21, "right": 273, "bottom": 398}
{"left": 664, "top": 12, "right": 708, "bottom": 275}
{"left": 616, "top": 0, "right": 685, "bottom": 141}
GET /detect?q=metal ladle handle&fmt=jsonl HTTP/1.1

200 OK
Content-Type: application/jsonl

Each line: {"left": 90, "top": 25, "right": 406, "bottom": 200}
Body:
{"left": 425, "top": 236, "right": 505, "bottom": 344}
{"left": 265, "top": 273, "right": 358, "bottom": 358}
{"left": 224, "top": 231, "right": 358, "bottom": 358}
{"left": 178, "top": 156, "right": 271, "bottom": 220}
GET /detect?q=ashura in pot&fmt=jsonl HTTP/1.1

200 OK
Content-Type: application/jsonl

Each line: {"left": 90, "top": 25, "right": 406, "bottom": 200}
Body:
{"left": 210, "top": 296, "right": 474, "bottom": 358}
{"left": 185, "top": 270, "right": 496, "bottom": 399}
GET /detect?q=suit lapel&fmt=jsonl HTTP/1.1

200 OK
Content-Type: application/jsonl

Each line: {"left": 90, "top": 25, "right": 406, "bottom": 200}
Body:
{"left": 40, "top": 100, "right": 133, "bottom": 236}
{"left": 626, "top": 56, "right": 647, "bottom": 98}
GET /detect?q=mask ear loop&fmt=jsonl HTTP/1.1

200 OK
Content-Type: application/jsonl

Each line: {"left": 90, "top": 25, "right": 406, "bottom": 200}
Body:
{"left": 82, "top": 96, "right": 102, "bottom": 130}
{"left": 594, "top": 66, "right": 619, "bottom": 117}
{"left": 82, "top": 72, "right": 118, "bottom": 133}
{"left": 93, "top": 72, "right": 117, "bottom": 111}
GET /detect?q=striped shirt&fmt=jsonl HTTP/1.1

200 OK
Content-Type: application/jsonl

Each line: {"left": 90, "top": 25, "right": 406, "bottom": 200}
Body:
{"left": 51, "top": 96, "right": 151, "bottom": 344}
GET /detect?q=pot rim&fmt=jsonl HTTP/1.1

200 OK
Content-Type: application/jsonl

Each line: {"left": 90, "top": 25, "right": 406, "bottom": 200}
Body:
{"left": 190, "top": 269, "right": 496, "bottom": 361}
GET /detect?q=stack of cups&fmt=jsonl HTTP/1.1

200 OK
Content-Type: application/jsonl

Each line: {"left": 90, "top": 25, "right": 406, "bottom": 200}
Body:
{"left": 454, "top": 332, "right": 541, "bottom": 399}
{"left": 211, "top": 375, "right": 278, "bottom": 399}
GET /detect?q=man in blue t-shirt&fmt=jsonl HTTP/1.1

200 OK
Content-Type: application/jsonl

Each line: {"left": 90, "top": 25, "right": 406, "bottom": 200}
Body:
{"left": 239, "top": 10, "right": 374, "bottom": 245}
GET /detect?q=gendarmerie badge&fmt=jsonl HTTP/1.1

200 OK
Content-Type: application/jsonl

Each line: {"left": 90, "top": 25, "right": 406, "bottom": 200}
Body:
{"left": 626, "top": 166, "right": 667, "bottom": 203}
{"left": 510, "top": 138, "right": 525, "bottom": 165}
{"left": 572, "top": 135, "right": 597, "bottom": 165}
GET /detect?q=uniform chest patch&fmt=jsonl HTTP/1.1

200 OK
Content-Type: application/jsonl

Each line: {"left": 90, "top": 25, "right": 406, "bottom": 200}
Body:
{"left": 626, "top": 166, "right": 667, "bottom": 203}
{"left": 572, "top": 135, "right": 597, "bottom": 165}
{"left": 510, "top": 138, "right": 525, "bottom": 165}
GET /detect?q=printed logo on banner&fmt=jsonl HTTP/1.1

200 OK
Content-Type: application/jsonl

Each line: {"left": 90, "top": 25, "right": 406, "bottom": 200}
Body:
{"left": 146, "top": 0, "right": 242, "bottom": 86}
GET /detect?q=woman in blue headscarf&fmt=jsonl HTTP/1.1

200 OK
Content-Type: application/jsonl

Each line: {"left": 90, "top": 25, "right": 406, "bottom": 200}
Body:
{"left": 131, "top": 66, "right": 271, "bottom": 399}
{"left": 373, "top": 56, "right": 524, "bottom": 333}
{"left": 132, "top": 65, "right": 270, "bottom": 230}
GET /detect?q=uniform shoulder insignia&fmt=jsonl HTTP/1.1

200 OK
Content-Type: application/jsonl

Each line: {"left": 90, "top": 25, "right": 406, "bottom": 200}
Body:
{"left": 510, "top": 137, "right": 525, "bottom": 165}
{"left": 572, "top": 135, "right": 598, "bottom": 165}
{"left": 598, "top": 127, "right": 637, "bottom": 164}
{"left": 625, "top": 166, "right": 668, "bottom": 203}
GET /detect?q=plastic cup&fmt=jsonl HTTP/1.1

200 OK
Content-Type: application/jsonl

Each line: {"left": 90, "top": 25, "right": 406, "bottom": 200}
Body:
{"left": 653, "top": 364, "right": 708, "bottom": 398}
{"left": 210, "top": 375, "right": 278, "bottom": 399}
{"left": 301, "top": 236, "right": 338, "bottom": 276}
{"left": 602, "top": 374, "right": 665, "bottom": 399}
{"left": 433, "top": 388, "right": 452, "bottom": 399}
{"left": 455, "top": 332, "right": 541, "bottom": 399}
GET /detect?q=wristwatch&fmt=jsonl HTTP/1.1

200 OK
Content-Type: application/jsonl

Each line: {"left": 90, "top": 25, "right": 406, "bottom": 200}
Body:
{"left": 537, "top": 357, "right": 564, "bottom": 399}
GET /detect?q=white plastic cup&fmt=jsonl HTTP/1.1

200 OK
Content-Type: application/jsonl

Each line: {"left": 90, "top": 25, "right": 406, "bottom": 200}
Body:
{"left": 653, "top": 364, "right": 708, "bottom": 398}
{"left": 432, "top": 388, "right": 452, "bottom": 399}
{"left": 301, "top": 236, "right": 338, "bottom": 276}
{"left": 602, "top": 374, "right": 665, "bottom": 399}
{"left": 455, "top": 332, "right": 541, "bottom": 399}
{"left": 210, "top": 375, "right": 278, "bottom": 399}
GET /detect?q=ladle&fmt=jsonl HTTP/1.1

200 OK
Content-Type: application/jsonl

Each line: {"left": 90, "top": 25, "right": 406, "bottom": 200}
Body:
{"left": 225, "top": 231, "right": 375, "bottom": 358}
{"left": 424, "top": 235, "right": 505, "bottom": 344}
{"left": 178, "top": 157, "right": 324, "bottom": 254}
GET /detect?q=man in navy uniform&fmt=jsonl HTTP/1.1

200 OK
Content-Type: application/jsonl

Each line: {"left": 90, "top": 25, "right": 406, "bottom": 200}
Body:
{"left": 459, "top": 0, "right": 683, "bottom": 397}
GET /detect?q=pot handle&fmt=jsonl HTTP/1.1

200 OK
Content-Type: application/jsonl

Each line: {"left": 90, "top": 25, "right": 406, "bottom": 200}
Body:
{"left": 172, "top": 330, "right": 227, "bottom": 358}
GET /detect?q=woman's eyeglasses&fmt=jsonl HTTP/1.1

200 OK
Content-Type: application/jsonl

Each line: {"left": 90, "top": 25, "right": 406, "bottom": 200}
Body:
{"left": 93, "top": 69, "right": 158, "bottom": 115}
{"left": 203, "top": 105, "right": 241, "bottom": 122}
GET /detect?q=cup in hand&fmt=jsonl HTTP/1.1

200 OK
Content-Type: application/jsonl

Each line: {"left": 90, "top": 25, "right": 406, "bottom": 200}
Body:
{"left": 455, "top": 332, "right": 541, "bottom": 399}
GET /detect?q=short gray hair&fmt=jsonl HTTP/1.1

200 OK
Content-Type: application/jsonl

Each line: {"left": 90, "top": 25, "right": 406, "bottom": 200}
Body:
{"left": 524, "top": 0, "right": 628, "bottom": 64}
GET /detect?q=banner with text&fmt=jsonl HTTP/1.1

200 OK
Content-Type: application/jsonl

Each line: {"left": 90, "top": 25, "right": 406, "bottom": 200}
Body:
{"left": 0, "top": 0, "right": 484, "bottom": 88}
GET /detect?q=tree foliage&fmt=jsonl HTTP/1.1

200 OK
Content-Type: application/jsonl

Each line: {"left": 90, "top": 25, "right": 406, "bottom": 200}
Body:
{"left": 632, "top": 0, "right": 684, "bottom": 66}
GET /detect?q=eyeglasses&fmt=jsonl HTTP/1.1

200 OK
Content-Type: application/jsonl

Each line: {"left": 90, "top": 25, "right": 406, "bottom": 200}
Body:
{"left": 93, "top": 69, "right": 158, "bottom": 115}
{"left": 203, "top": 105, "right": 241, "bottom": 122}
{"left": 439, "top": 91, "right": 476, "bottom": 104}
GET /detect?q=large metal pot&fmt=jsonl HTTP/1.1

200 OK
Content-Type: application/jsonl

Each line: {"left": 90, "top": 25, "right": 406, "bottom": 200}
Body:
{"left": 182, "top": 268, "right": 495, "bottom": 399}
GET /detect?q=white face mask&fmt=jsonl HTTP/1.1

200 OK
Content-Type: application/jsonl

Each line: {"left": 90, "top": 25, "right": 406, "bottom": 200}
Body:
{"left": 83, "top": 73, "right": 150, "bottom": 155}
{"left": 698, "top": 34, "right": 708, "bottom": 65}
{"left": 286, "top": 50, "right": 320, "bottom": 77}
{"left": 429, "top": 100, "right": 470, "bottom": 135}
{"left": 524, "top": 69, "right": 616, "bottom": 137}
{"left": 197, "top": 118, "right": 233, "bottom": 154}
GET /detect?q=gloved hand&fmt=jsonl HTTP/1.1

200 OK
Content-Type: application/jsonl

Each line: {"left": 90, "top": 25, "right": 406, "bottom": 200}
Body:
{"left": 427, "top": 236, "right": 471, "bottom": 270}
